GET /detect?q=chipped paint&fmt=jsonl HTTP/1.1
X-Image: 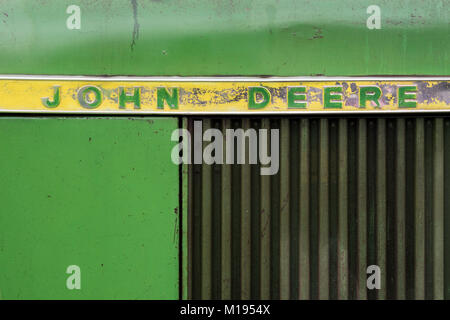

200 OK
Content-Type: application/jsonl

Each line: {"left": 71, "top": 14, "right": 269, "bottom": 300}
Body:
{"left": 0, "top": 78, "right": 448, "bottom": 113}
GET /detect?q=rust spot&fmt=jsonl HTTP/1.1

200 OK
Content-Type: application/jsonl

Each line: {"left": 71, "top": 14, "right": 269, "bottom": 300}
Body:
{"left": 308, "top": 27, "right": 323, "bottom": 40}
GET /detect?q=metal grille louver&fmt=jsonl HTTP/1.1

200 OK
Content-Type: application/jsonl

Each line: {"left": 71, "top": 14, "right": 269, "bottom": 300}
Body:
{"left": 187, "top": 117, "right": 450, "bottom": 300}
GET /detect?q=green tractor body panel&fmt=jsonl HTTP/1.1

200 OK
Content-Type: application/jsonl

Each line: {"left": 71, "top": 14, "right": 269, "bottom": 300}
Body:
{"left": 0, "top": 117, "right": 179, "bottom": 299}
{"left": 0, "top": 0, "right": 447, "bottom": 76}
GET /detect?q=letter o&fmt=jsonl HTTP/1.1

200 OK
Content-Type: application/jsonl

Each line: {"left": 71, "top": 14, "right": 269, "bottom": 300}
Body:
{"left": 77, "top": 85, "right": 102, "bottom": 109}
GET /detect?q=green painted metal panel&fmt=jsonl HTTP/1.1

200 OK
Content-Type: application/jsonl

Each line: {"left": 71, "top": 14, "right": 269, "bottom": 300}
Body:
{"left": 0, "top": 0, "right": 447, "bottom": 76}
{"left": 0, "top": 117, "right": 179, "bottom": 299}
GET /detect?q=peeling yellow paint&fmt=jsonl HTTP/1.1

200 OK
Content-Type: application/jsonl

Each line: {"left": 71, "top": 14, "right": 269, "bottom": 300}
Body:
{"left": 0, "top": 79, "right": 447, "bottom": 113}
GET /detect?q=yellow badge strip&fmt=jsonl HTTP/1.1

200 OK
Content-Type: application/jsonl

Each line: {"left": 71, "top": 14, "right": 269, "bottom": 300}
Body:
{"left": 0, "top": 78, "right": 448, "bottom": 114}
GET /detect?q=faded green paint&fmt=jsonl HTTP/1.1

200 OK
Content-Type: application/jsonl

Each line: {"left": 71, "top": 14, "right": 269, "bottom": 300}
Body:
{"left": 359, "top": 86, "right": 381, "bottom": 108}
{"left": 287, "top": 87, "right": 307, "bottom": 109}
{"left": 0, "top": 0, "right": 447, "bottom": 76}
{"left": 119, "top": 87, "right": 141, "bottom": 109}
{"left": 0, "top": 117, "right": 179, "bottom": 299}
{"left": 324, "top": 87, "right": 343, "bottom": 109}
{"left": 77, "top": 85, "right": 103, "bottom": 109}
{"left": 41, "top": 86, "right": 60, "bottom": 108}
{"left": 157, "top": 87, "right": 179, "bottom": 109}
{"left": 248, "top": 87, "right": 271, "bottom": 109}
{"left": 399, "top": 86, "right": 417, "bottom": 108}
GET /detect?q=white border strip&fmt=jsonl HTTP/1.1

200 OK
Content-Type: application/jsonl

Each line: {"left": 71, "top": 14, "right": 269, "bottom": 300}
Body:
{"left": 0, "top": 75, "right": 448, "bottom": 82}
{"left": 2, "top": 109, "right": 450, "bottom": 115}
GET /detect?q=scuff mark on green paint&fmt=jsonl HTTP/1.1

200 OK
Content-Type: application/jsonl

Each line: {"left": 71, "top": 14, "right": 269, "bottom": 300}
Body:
{"left": 130, "top": 0, "right": 140, "bottom": 51}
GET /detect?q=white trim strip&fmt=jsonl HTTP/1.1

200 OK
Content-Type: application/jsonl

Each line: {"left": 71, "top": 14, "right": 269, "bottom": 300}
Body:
{"left": 2, "top": 109, "right": 450, "bottom": 115}
{"left": 0, "top": 75, "right": 448, "bottom": 82}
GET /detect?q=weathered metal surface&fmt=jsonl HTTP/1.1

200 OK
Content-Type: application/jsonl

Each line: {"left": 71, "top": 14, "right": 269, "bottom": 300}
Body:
{"left": 0, "top": 0, "right": 447, "bottom": 302}
{"left": 188, "top": 116, "right": 450, "bottom": 300}
{"left": 0, "top": 78, "right": 448, "bottom": 113}
{"left": 0, "top": 117, "right": 179, "bottom": 299}
{"left": 0, "top": 0, "right": 448, "bottom": 76}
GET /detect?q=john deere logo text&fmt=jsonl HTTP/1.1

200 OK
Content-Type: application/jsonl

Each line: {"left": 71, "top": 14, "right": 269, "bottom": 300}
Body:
{"left": 0, "top": 78, "right": 447, "bottom": 113}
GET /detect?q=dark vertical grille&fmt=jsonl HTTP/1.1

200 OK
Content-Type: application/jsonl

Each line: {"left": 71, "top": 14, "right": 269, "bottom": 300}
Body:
{"left": 188, "top": 116, "right": 450, "bottom": 300}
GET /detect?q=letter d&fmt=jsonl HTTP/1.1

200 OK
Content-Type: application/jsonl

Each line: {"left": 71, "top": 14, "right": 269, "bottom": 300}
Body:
{"left": 248, "top": 87, "right": 271, "bottom": 109}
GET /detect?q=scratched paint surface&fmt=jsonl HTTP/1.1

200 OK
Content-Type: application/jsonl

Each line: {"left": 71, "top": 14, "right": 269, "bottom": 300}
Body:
{"left": 0, "top": 117, "right": 179, "bottom": 299}
{"left": 0, "top": 79, "right": 448, "bottom": 113}
{"left": 0, "top": 0, "right": 447, "bottom": 76}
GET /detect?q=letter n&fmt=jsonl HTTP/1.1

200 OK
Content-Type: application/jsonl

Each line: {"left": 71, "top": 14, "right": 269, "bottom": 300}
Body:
{"left": 157, "top": 87, "right": 179, "bottom": 109}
